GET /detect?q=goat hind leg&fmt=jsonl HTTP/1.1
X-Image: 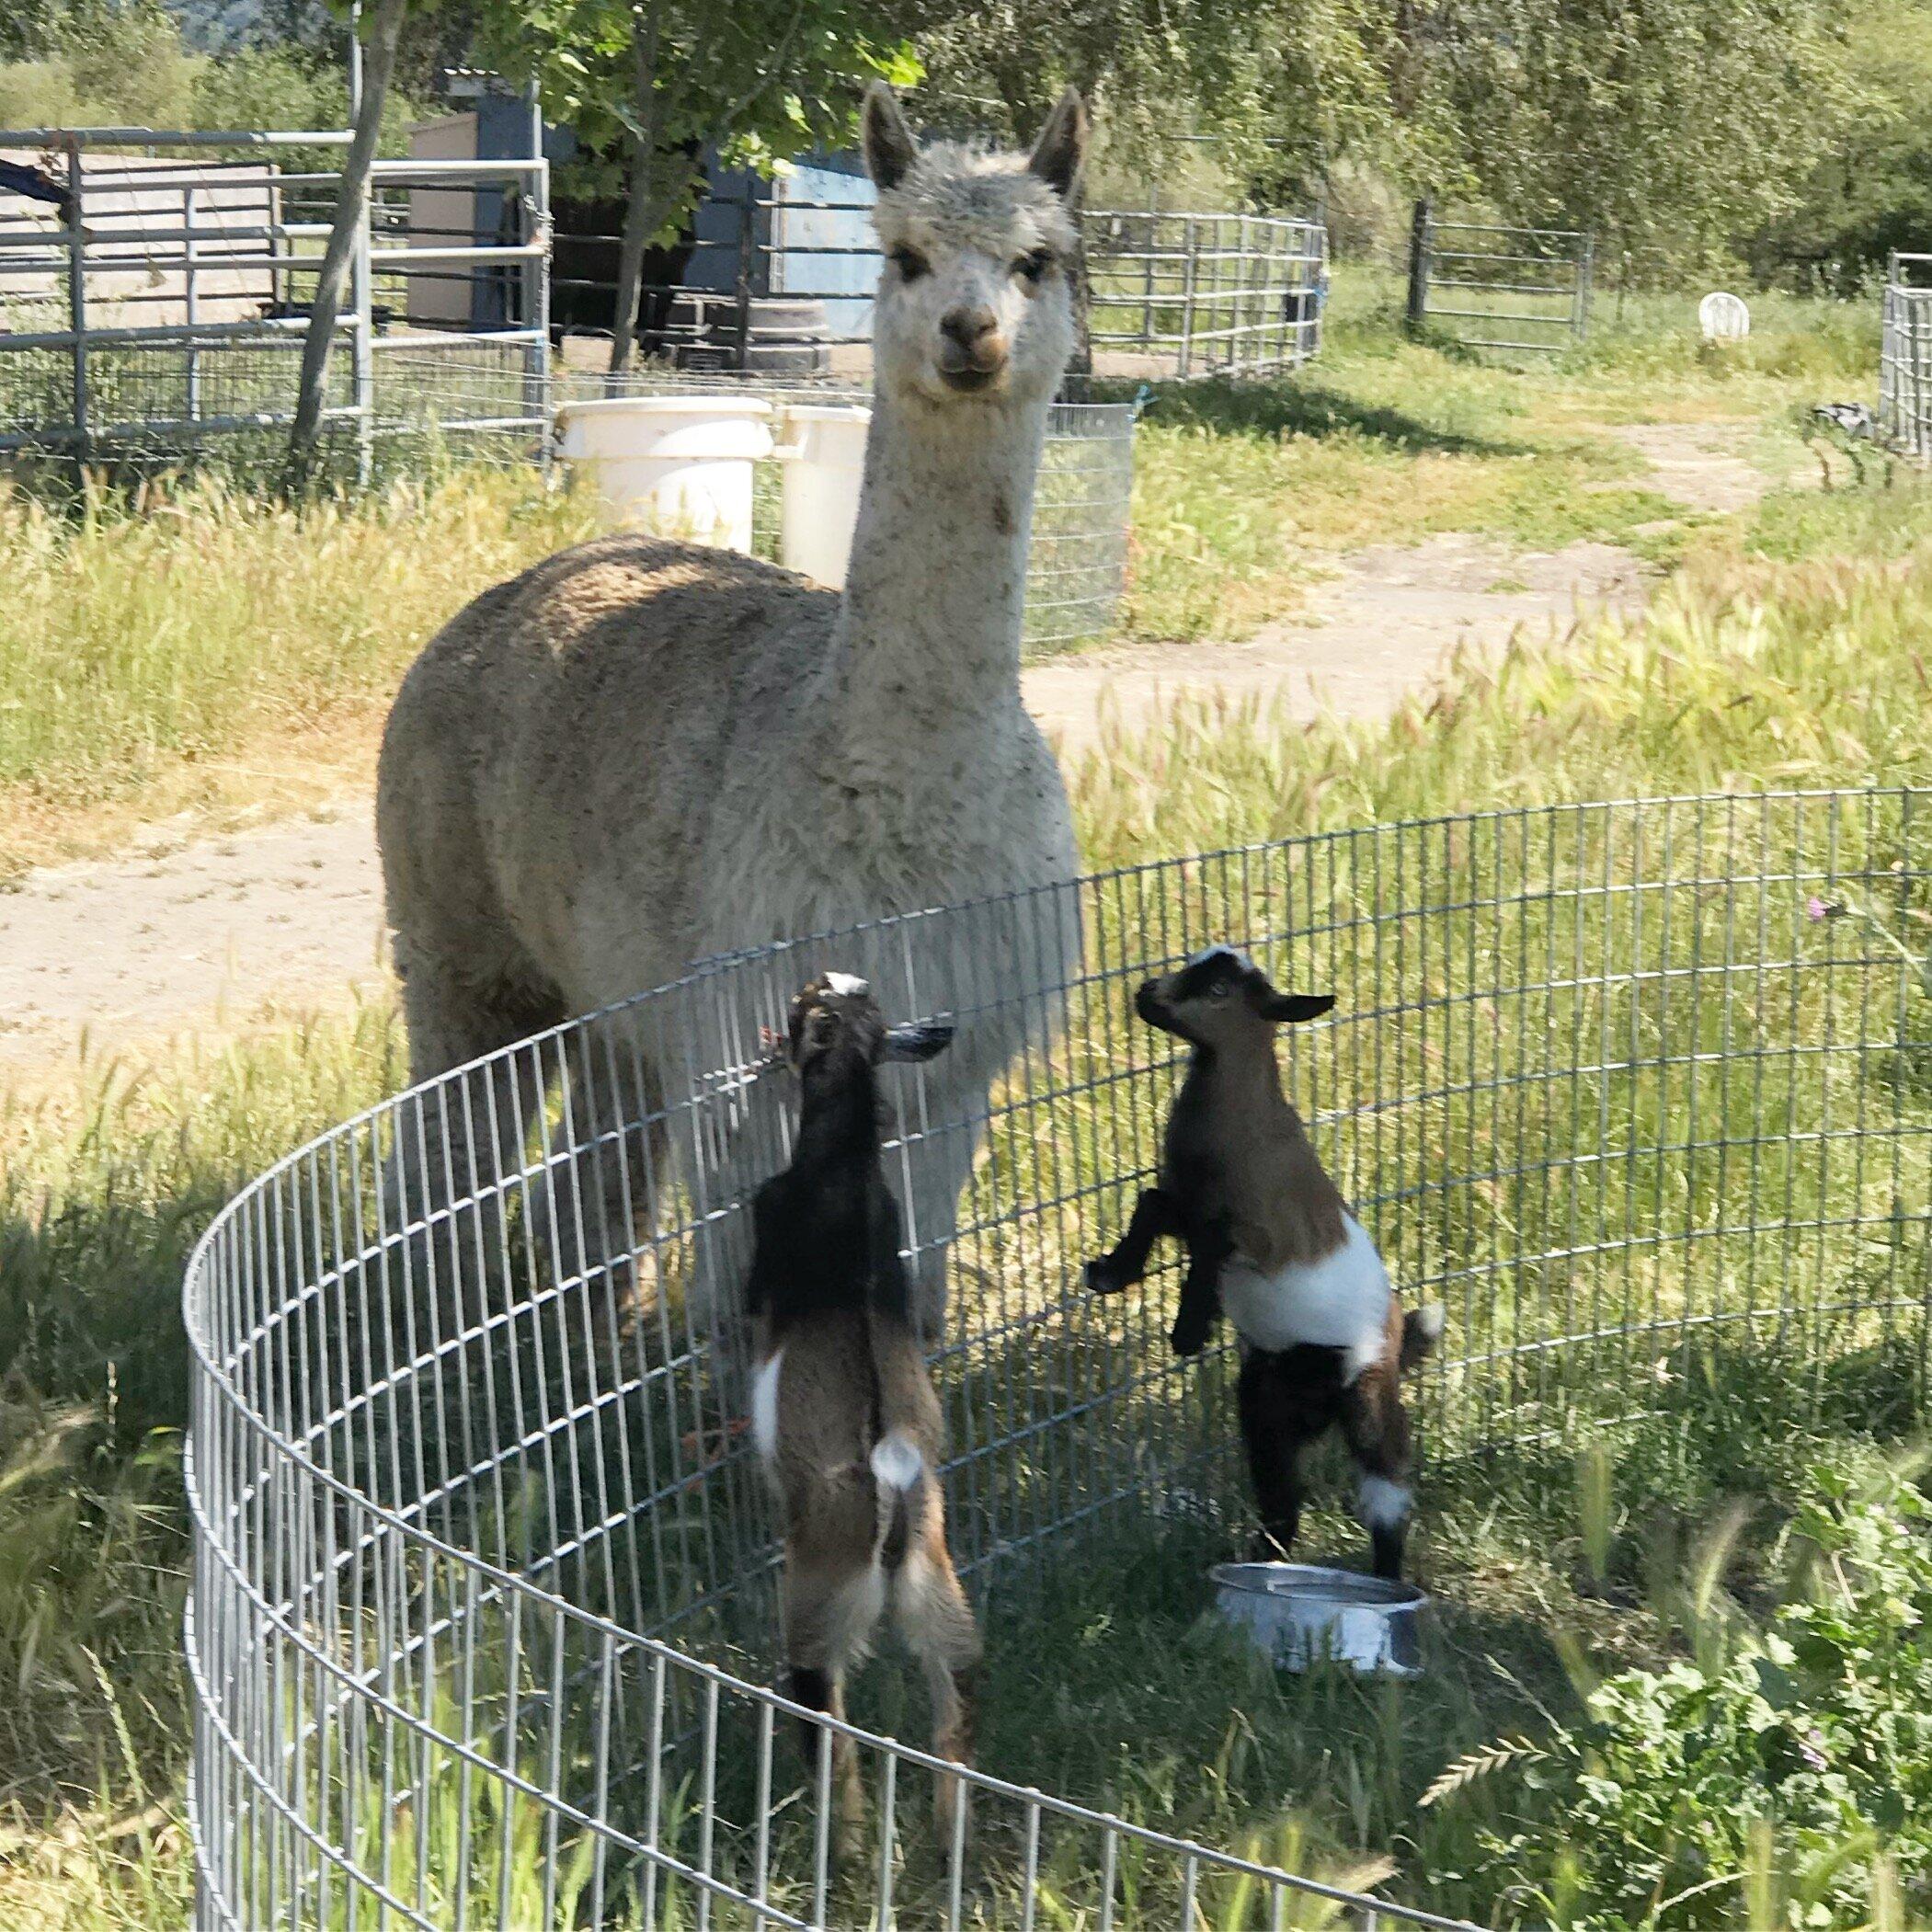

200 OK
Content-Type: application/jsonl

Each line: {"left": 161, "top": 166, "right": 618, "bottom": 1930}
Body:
{"left": 894, "top": 1545, "right": 982, "bottom": 1852}
{"left": 1340, "top": 1364, "right": 1416, "bottom": 1580}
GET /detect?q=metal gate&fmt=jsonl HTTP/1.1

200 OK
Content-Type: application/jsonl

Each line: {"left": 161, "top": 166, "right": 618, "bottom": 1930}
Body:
{"left": 0, "top": 125, "right": 551, "bottom": 477}
{"left": 1409, "top": 208, "right": 1593, "bottom": 356}
{"left": 1881, "top": 251, "right": 1932, "bottom": 461}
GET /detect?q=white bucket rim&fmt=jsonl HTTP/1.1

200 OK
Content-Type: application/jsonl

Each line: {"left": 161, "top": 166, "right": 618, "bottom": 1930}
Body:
{"left": 783, "top": 402, "right": 873, "bottom": 425}
{"left": 554, "top": 396, "right": 775, "bottom": 422}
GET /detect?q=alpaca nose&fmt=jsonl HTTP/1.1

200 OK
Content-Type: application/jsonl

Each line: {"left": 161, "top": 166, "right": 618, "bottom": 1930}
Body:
{"left": 938, "top": 304, "right": 1007, "bottom": 375}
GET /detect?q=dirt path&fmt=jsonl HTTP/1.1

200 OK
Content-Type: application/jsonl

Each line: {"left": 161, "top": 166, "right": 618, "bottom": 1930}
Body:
{"left": 0, "top": 422, "right": 1773, "bottom": 1078}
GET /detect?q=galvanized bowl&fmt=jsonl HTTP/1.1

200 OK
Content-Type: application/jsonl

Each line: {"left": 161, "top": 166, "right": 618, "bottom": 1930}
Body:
{"left": 1211, "top": 1562, "right": 1427, "bottom": 1676}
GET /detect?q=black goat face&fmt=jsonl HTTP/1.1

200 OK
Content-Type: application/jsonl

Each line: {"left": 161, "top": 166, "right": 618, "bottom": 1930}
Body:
{"left": 1134, "top": 946, "right": 1334, "bottom": 1047}
{"left": 784, "top": 973, "right": 955, "bottom": 1074}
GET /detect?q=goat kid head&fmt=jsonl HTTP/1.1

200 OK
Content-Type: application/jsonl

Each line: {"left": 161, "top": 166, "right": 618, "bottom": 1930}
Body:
{"left": 863, "top": 83, "right": 1086, "bottom": 407}
{"left": 782, "top": 973, "right": 955, "bottom": 1088}
{"left": 1134, "top": 946, "right": 1335, "bottom": 1052}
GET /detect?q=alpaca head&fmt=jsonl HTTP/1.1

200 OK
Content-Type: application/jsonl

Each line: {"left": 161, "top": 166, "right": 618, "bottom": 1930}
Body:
{"left": 862, "top": 84, "right": 1086, "bottom": 409}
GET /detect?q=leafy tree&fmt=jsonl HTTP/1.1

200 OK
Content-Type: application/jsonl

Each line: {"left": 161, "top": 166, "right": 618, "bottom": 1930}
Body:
{"left": 1435, "top": 0, "right": 1858, "bottom": 283}
{"left": 478, "top": 0, "right": 919, "bottom": 372}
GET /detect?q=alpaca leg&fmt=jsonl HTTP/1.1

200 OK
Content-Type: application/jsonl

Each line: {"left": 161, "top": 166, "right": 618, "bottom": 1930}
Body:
{"left": 893, "top": 1538, "right": 982, "bottom": 1848}
{"left": 1085, "top": 1187, "right": 1183, "bottom": 1295}
{"left": 1238, "top": 1352, "right": 1334, "bottom": 1562}
{"left": 1339, "top": 1364, "right": 1416, "bottom": 1581}
{"left": 530, "top": 1020, "right": 669, "bottom": 1302}
{"left": 370, "top": 963, "right": 562, "bottom": 1502}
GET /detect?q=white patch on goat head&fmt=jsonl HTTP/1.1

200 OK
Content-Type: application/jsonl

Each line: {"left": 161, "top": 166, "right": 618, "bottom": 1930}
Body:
{"left": 823, "top": 971, "right": 870, "bottom": 999}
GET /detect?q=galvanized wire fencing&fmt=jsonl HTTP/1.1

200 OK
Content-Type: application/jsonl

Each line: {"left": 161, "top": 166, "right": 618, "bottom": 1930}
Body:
{"left": 1082, "top": 213, "right": 1326, "bottom": 378}
{"left": 0, "top": 126, "right": 549, "bottom": 479}
{"left": 184, "top": 787, "right": 1931, "bottom": 1930}
{"left": 547, "top": 368, "right": 1136, "bottom": 652}
{"left": 1881, "top": 252, "right": 1932, "bottom": 461}
{"left": 1408, "top": 210, "right": 1593, "bottom": 356}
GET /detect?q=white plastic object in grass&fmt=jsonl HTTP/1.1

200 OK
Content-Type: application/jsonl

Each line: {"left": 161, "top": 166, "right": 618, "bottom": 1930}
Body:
{"left": 1699, "top": 292, "right": 1750, "bottom": 341}
{"left": 775, "top": 402, "right": 872, "bottom": 588}
{"left": 1212, "top": 1561, "right": 1427, "bottom": 1675}
{"left": 552, "top": 395, "right": 775, "bottom": 552}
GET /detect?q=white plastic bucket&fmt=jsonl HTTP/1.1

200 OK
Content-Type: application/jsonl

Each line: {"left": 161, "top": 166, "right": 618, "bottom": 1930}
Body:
{"left": 778, "top": 403, "right": 872, "bottom": 588}
{"left": 553, "top": 396, "right": 775, "bottom": 552}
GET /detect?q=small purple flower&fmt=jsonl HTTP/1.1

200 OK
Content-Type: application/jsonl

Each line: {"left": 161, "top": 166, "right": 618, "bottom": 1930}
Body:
{"left": 1799, "top": 1728, "right": 1829, "bottom": 1772}
{"left": 1805, "top": 897, "right": 1847, "bottom": 922}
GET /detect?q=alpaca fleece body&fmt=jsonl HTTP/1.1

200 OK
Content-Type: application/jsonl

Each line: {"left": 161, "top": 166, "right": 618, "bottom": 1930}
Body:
{"left": 375, "top": 91, "right": 1090, "bottom": 1342}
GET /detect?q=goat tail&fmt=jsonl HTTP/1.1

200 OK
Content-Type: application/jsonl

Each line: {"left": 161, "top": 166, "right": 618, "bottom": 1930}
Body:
{"left": 869, "top": 1432, "right": 925, "bottom": 1573}
{"left": 1400, "top": 1301, "right": 1446, "bottom": 1373}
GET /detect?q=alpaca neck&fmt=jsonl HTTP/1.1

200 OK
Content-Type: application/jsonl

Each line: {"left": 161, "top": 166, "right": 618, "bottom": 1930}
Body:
{"left": 817, "top": 386, "right": 1048, "bottom": 757}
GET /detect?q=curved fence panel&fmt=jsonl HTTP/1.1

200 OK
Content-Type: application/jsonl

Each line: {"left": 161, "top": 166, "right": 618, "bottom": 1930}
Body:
{"left": 186, "top": 788, "right": 1932, "bottom": 1928}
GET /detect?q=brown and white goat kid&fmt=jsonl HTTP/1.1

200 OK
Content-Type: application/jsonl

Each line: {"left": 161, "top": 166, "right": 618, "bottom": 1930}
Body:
{"left": 746, "top": 973, "right": 979, "bottom": 1845}
{"left": 1086, "top": 946, "right": 1444, "bottom": 1579}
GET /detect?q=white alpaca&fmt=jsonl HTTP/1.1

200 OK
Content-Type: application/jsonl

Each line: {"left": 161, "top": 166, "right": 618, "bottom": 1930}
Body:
{"left": 374, "top": 86, "right": 1087, "bottom": 1347}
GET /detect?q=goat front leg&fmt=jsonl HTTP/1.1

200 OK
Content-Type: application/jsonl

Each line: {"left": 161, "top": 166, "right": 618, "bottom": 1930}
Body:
{"left": 1168, "top": 1219, "right": 1231, "bottom": 1356}
{"left": 1238, "top": 1350, "right": 1332, "bottom": 1561}
{"left": 1085, "top": 1186, "right": 1183, "bottom": 1295}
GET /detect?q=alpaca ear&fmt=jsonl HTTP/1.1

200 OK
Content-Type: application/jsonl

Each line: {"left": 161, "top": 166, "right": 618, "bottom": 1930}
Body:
{"left": 1260, "top": 991, "right": 1336, "bottom": 1023}
{"left": 881, "top": 1019, "right": 955, "bottom": 1063}
{"left": 1027, "top": 86, "right": 1087, "bottom": 201}
{"left": 863, "top": 82, "right": 918, "bottom": 191}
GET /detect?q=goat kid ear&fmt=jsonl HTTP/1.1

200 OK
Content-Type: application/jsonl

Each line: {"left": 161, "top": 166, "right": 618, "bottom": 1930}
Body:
{"left": 881, "top": 1019, "right": 955, "bottom": 1063}
{"left": 1260, "top": 991, "right": 1337, "bottom": 1023}
{"left": 863, "top": 82, "right": 919, "bottom": 192}
{"left": 1027, "top": 86, "right": 1087, "bottom": 201}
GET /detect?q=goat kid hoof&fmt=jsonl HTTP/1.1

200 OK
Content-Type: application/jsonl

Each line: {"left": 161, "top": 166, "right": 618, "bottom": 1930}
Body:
{"left": 1170, "top": 1325, "right": 1207, "bottom": 1357}
{"left": 1085, "top": 1258, "right": 1126, "bottom": 1295}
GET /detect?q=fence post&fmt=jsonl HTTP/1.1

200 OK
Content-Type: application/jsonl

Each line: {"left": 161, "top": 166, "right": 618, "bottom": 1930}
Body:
{"left": 350, "top": 156, "right": 374, "bottom": 485}
{"left": 522, "top": 77, "right": 551, "bottom": 472}
{"left": 65, "top": 136, "right": 87, "bottom": 463}
{"left": 735, "top": 182, "right": 756, "bottom": 372}
{"left": 1572, "top": 232, "right": 1595, "bottom": 341}
{"left": 184, "top": 181, "right": 200, "bottom": 426}
{"left": 1405, "top": 197, "right": 1431, "bottom": 335}
{"left": 1176, "top": 215, "right": 1197, "bottom": 379}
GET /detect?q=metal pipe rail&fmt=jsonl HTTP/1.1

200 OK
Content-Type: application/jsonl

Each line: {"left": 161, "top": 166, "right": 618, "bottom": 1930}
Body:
{"left": 0, "top": 129, "right": 551, "bottom": 475}
{"left": 183, "top": 788, "right": 1930, "bottom": 1931}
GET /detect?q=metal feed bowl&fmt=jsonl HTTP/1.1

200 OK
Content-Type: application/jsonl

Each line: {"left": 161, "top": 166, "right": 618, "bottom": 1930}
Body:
{"left": 183, "top": 789, "right": 1931, "bottom": 1930}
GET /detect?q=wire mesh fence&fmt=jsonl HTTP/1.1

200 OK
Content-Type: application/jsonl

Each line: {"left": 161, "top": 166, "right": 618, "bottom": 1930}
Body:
{"left": 1083, "top": 213, "right": 1326, "bottom": 378}
{"left": 0, "top": 129, "right": 549, "bottom": 482}
{"left": 546, "top": 366, "right": 1136, "bottom": 652}
{"left": 184, "top": 787, "right": 1932, "bottom": 1930}
{"left": 1881, "top": 254, "right": 1932, "bottom": 461}
{"left": 1410, "top": 212, "right": 1593, "bottom": 356}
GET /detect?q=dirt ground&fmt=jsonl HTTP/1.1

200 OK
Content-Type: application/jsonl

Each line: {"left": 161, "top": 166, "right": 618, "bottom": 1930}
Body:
{"left": 0, "top": 422, "right": 1773, "bottom": 1078}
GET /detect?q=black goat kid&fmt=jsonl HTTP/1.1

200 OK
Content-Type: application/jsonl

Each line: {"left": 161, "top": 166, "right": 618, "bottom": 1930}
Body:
{"left": 1087, "top": 946, "right": 1444, "bottom": 1578}
{"left": 746, "top": 973, "right": 979, "bottom": 1851}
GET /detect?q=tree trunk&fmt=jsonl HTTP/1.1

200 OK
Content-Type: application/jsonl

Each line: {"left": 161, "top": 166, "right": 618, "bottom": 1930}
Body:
{"left": 1066, "top": 228, "right": 1093, "bottom": 379}
{"left": 609, "top": 0, "right": 667, "bottom": 374}
{"left": 285, "top": 0, "right": 406, "bottom": 485}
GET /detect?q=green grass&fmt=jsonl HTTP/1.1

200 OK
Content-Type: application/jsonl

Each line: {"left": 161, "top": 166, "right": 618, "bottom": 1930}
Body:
{"left": 1114, "top": 266, "right": 1879, "bottom": 642}
{"left": 6, "top": 502, "right": 1931, "bottom": 1921}
{"left": 0, "top": 469, "right": 601, "bottom": 875}
{"left": 4, "top": 286, "right": 1930, "bottom": 1926}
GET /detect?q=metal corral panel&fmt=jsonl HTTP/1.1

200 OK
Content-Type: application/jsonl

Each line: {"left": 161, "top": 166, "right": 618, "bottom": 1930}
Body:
{"left": 0, "top": 148, "right": 279, "bottom": 330}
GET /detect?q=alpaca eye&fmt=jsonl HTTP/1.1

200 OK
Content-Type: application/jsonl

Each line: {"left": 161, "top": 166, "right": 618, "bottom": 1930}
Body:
{"left": 889, "top": 246, "right": 929, "bottom": 280}
{"left": 1014, "top": 249, "right": 1052, "bottom": 283}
